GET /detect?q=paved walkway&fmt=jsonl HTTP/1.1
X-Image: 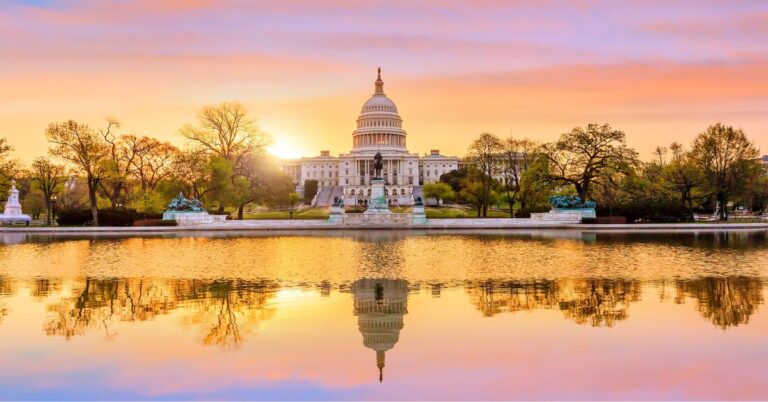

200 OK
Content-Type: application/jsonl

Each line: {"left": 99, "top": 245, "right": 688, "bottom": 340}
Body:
{"left": 1, "top": 218, "right": 767, "bottom": 234}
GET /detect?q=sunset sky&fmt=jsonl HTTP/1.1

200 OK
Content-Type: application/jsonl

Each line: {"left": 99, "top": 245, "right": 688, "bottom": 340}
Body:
{"left": 1, "top": 0, "right": 767, "bottom": 162}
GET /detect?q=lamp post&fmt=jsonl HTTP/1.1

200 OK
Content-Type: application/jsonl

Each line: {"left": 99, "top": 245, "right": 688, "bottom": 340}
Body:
{"left": 50, "top": 195, "right": 58, "bottom": 226}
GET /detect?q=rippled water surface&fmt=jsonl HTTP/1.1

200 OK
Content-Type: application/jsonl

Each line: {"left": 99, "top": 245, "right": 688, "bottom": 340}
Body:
{"left": 1, "top": 230, "right": 767, "bottom": 400}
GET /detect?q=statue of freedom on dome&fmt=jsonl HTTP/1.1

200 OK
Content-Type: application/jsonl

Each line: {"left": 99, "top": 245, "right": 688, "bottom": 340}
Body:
{"left": 373, "top": 152, "right": 384, "bottom": 179}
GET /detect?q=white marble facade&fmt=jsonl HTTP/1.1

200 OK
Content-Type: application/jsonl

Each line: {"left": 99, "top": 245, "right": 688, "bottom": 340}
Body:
{"left": 282, "top": 69, "right": 459, "bottom": 206}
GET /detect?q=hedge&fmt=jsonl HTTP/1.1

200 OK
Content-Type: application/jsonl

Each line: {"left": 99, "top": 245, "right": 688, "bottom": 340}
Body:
{"left": 56, "top": 208, "right": 139, "bottom": 226}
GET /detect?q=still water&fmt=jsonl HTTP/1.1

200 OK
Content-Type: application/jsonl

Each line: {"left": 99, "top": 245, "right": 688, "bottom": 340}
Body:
{"left": 1, "top": 230, "right": 767, "bottom": 400}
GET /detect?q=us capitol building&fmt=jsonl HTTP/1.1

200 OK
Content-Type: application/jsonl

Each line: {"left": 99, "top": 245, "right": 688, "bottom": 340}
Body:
{"left": 282, "top": 68, "right": 459, "bottom": 206}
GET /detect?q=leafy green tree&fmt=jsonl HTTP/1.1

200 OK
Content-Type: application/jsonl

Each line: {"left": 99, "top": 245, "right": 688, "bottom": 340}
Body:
{"left": 662, "top": 143, "right": 705, "bottom": 220}
{"left": 691, "top": 123, "right": 761, "bottom": 219}
{"left": 22, "top": 189, "right": 46, "bottom": 220}
{"left": 423, "top": 182, "right": 455, "bottom": 205}
{"left": 467, "top": 133, "right": 502, "bottom": 217}
{"left": 0, "top": 138, "right": 20, "bottom": 201}
{"left": 303, "top": 179, "right": 318, "bottom": 202}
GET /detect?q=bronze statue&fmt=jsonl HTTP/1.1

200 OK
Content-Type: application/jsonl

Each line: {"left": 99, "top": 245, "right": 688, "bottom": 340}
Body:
{"left": 373, "top": 152, "right": 384, "bottom": 178}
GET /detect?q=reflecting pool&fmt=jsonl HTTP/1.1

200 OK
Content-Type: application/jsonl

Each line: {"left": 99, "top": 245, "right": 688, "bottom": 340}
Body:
{"left": 1, "top": 230, "right": 767, "bottom": 400}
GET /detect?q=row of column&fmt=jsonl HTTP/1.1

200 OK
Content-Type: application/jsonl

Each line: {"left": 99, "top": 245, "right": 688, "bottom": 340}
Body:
{"left": 351, "top": 159, "right": 405, "bottom": 185}
{"left": 354, "top": 133, "right": 405, "bottom": 148}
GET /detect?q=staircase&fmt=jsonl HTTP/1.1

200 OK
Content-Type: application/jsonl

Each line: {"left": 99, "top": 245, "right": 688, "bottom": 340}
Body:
{"left": 412, "top": 185, "right": 424, "bottom": 202}
{"left": 313, "top": 186, "right": 344, "bottom": 207}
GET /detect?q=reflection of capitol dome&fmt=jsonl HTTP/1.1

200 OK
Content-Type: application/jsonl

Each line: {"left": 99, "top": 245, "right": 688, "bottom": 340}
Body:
{"left": 352, "top": 68, "right": 408, "bottom": 153}
{"left": 351, "top": 278, "right": 409, "bottom": 382}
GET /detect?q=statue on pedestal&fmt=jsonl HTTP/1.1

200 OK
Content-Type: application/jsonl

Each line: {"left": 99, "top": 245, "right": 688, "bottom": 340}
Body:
{"left": 0, "top": 180, "right": 31, "bottom": 225}
{"left": 373, "top": 152, "right": 383, "bottom": 179}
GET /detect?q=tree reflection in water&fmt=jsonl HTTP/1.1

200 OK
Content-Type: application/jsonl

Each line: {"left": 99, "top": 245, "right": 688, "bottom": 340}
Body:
{"left": 28, "top": 275, "right": 768, "bottom": 345}
{"left": 467, "top": 277, "right": 764, "bottom": 329}
{"left": 178, "top": 279, "right": 278, "bottom": 348}
{"left": 44, "top": 278, "right": 178, "bottom": 340}
{"left": 43, "top": 278, "right": 278, "bottom": 346}
{"left": 674, "top": 277, "right": 765, "bottom": 328}
{"left": 0, "top": 276, "right": 10, "bottom": 325}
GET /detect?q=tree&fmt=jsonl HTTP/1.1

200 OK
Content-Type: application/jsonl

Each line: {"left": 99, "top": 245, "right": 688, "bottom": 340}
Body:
{"left": 540, "top": 123, "right": 638, "bottom": 201}
{"left": 232, "top": 155, "right": 295, "bottom": 219}
{"left": 303, "top": 179, "right": 318, "bottom": 202}
{"left": 22, "top": 189, "right": 46, "bottom": 220}
{"left": 423, "top": 182, "right": 455, "bottom": 205}
{"left": 180, "top": 102, "right": 270, "bottom": 166}
{"left": 0, "top": 138, "right": 20, "bottom": 200}
{"left": 284, "top": 192, "right": 301, "bottom": 219}
{"left": 98, "top": 120, "right": 139, "bottom": 208}
{"left": 123, "top": 135, "right": 178, "bottom": 192}
{"left": 30, "top": 157, "right": 65, "bottom": 225}
{"left": 171, "top": 149, "right": 212, "bottom": 199}
{"left": 47, "top": 119, "right": 115, "bottom": 225}
{"left": 690, "top": 123, "right": 761, "bottom": 220}
{"left": 467, "top": 133, "right": 502, "bottom": 217}
{"left": 662, "top": 143, "right": 705, "bottom": 221}
{"left": 499, "top": 137, "right": 538, "bottom": 217}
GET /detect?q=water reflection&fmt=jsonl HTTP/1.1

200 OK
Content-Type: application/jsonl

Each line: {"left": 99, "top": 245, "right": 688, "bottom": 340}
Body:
{"left": 674, "top": 277, "right": 764, "bottom": 328}
{"left": 17, "top": 276, "right": 761, "bottom": 342}
{"left": 350, "top": 279, "right": 409, "bottom": 382}
{"left": 0, "top": 277, "right": 8, "bottom": 325}
{"left": 42, "top": 278, "right": 278, "bottom": 346}
{"left": 466, "top": 277, "right": 764, "bottom": 329}
{"left": 466, "top": 279, "right": 642, "bottom": 327}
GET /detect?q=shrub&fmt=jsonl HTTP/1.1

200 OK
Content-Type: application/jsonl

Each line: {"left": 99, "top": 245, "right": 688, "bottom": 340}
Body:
{"left": 98, "top": 208, "right": 138, "bottom": 226}
{"left": 56, "top": 208, "right": 93, "bottom": 226}
{"left": 597, "top": 200, "right": 689, "bottom": 223}
{"left": 55, "top": 208, "right": 138, "bottom": 226}
{"left": 596, "top": 216, "right": 627, "bottom": 224}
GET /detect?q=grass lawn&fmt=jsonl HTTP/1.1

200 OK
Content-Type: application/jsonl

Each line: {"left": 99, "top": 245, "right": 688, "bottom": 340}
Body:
{"left": 426, "top": 206, "right": 510, "bottom": 219}
{"left": 242, "top": 207, "right": 329, "bottom": 220}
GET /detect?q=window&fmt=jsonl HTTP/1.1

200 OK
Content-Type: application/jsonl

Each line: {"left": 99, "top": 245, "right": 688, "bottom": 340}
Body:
{"left": 401, "top": 189, "right": 405, "bottom": 195}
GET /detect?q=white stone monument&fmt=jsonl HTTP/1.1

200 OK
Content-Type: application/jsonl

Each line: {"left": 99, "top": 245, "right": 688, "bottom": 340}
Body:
{"left": 0, "top": 180, "right": 31, "bottom": 225}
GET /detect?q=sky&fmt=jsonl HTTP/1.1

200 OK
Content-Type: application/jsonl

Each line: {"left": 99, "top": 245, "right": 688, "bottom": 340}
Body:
{"left": 1, "top": 0, "right": 767, "bottom": 162}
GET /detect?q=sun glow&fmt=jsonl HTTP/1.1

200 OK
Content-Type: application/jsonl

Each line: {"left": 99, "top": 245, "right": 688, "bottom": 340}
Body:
{"left": 267, "top": 138, "right": 303, "bottom": 160}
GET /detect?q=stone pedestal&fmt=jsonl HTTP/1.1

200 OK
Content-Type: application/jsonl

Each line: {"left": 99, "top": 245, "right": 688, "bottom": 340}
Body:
{"left": 412, "top": 205, "right": 427, "bottom": 224}
{"left": 364, "top": 178, "right": 391, "bottom": 215}
{"left": 328, "top": 205, "right": 345, "bottom": 224}
{"left": 551, "top": 207, "right": 596, "bottom": 219}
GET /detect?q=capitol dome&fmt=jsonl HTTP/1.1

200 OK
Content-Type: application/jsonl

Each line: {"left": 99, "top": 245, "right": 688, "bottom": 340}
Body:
{"left": 361, "top": 92, "right": 399, "bottom": 114}
{"left": 352, "top": 68, "right": 408, "bottom": 153}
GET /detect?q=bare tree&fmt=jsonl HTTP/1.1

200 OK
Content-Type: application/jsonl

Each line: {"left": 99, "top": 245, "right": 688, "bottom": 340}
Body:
{"left": 46, "top": 120, "right": 115, "bottom": 225}
{"left": 99, "top": 121, "right": 140, "bottom": 208}
{"left": 468, "top": 133, "right": 502, "bottom": 217}
{"left": 123, "top": 136, "right": 178, "bottom": 191}
{"left": 540, "top": 123, "right": 638, "bottom": 201}
{"left": 180, "top": 102, "right": 270, "bottom": 166}
{"left": 30, "top": 157, "right": 65, "bottom": 225}
{"left": 171, "top": 149, "right": 212, "bottom": 199}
